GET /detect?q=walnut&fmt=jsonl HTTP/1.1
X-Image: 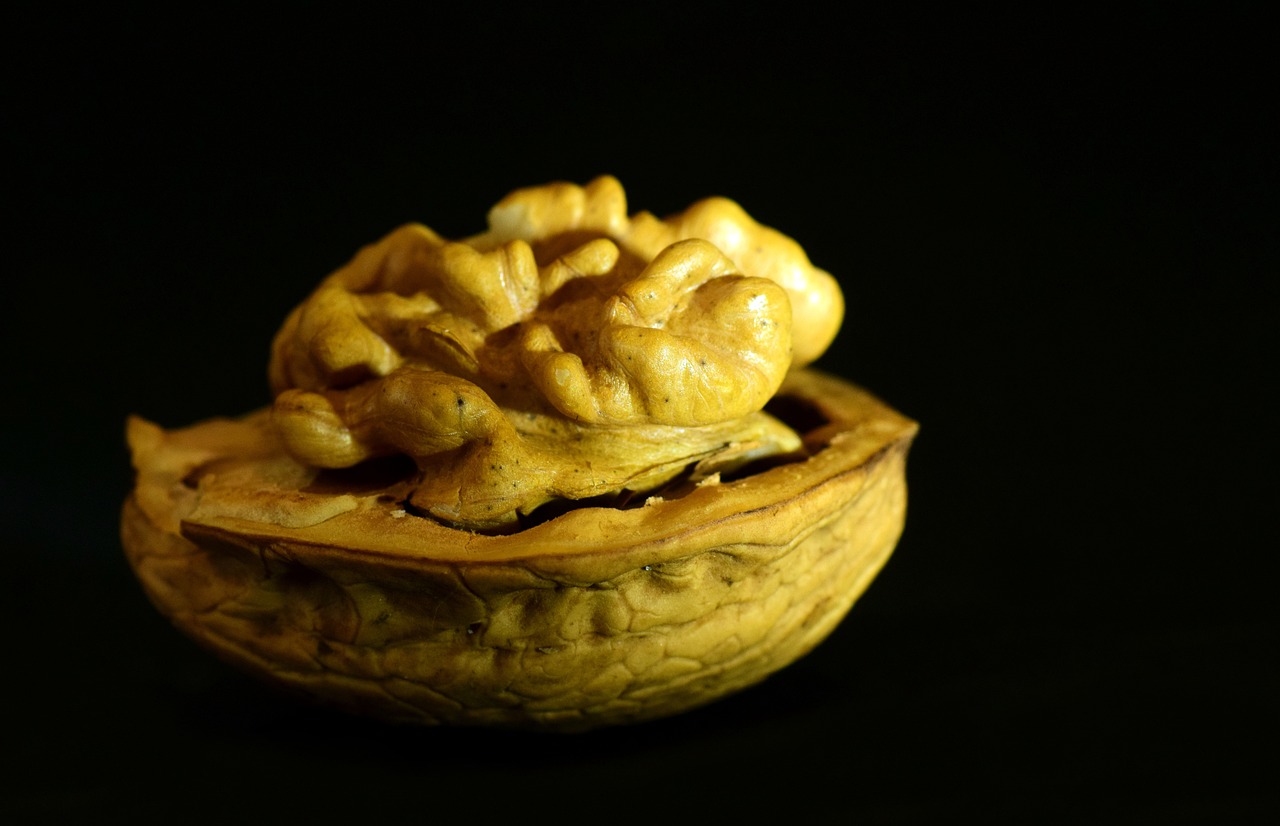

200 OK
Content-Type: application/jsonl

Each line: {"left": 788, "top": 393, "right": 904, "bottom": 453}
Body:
{"left": 121, "top": 178, "right": 916, "bottom": 731}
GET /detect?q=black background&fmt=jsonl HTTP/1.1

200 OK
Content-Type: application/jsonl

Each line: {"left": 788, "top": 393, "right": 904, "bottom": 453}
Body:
{"left": 6, "top": 4, "right": 1276, "bottom": 823}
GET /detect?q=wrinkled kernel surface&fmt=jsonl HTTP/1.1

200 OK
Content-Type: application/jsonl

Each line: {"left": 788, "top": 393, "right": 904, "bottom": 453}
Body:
{"left": 268, "top": 177, "right": 844, "bottom": 529}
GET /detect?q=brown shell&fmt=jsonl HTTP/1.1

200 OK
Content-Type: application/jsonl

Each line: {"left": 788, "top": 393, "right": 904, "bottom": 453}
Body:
{"left": 121, "top": 370, "right": 916, "bottom": 731}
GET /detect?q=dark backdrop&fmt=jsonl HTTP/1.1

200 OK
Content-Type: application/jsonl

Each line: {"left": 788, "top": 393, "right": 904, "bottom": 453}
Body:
{"left": 7, "top": 5, "right": 1275, "bottom": 823}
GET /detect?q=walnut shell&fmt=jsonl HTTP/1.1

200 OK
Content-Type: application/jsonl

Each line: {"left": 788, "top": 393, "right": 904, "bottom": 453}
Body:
{"left": 121, "top": 370, "right": 916, "bottom": 731}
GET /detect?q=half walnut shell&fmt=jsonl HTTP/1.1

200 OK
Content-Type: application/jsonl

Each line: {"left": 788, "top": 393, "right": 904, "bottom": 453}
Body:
{"left": 122, "top": 370, "right": 916, "bottom": 731}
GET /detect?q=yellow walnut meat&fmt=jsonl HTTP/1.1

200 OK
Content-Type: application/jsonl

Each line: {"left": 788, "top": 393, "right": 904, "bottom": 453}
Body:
{"left": 121, "top": 178, "right": 917, "bottom": 731}
{"left": 268, "top": 176, "right": 842, "bottom": 529}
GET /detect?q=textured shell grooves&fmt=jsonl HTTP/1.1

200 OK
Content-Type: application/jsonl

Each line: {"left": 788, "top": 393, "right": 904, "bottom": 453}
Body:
{"left": 124, "top": 370, "right": 914, "bottom": 731}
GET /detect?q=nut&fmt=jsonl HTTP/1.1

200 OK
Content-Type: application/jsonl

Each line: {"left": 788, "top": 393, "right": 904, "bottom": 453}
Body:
{"left": 267, "top": 176, "right": 842, "bottom": 530}
{"left": 121, "top": 178, "right": 916, "bottom": 730}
